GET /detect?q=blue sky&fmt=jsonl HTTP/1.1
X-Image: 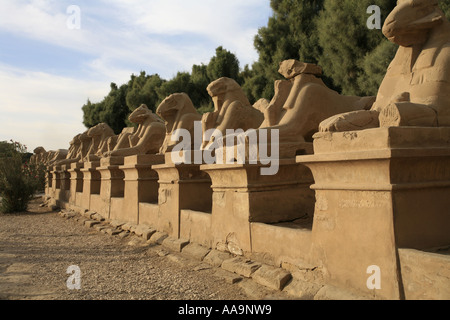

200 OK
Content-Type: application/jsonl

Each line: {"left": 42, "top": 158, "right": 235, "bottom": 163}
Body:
{"left": 0, "top": 0, "right": 272, "bottom": 152}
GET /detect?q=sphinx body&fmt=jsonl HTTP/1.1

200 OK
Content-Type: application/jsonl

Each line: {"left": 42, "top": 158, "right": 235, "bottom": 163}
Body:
{"left": 30, "top": 147, "right": 47, "bottom": 166}
{"left": 157, "top": 93, "right": 203, "bottom": 154}
{"left": 103, "top": 104, "right": 166, "bottom": 158}
{"left": 320, "top": 0, "right": 450, "bottom": 132}
{"left": 254, "top": 60, "right": 375, "bottom": 157}
{"left": 53, "top": 133, "right": 85, "bottom": 166}
{"left": 201, "top": 77, "right": 264, "bottom": 149}
{"left": 82, "top": 123, "right": 116, "bottom": 162}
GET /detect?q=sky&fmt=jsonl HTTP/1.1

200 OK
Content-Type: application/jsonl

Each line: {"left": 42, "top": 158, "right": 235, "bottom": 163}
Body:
{"left": 0, "top": 0, "right": 273, "bottom": 153}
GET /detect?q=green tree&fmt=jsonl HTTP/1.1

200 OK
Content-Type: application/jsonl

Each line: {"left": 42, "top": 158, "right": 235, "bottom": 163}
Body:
{"left": 0, "top": 141, "right": 41, "bottom": 213}
{"left": 126, "top": 71, "right": 165, "bottom": 113}
{"left": 317, "top": 0, "right": 397, "bottom": 96}
{"left": 245, "top": 0, "right": 325, "bottom": 101}
{"left": 206, "top": 46, "right": 241, "bottom": 83}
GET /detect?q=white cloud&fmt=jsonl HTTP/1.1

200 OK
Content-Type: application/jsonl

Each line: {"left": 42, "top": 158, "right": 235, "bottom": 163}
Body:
{"left": 0, "top": 64, "right": 108, "bottom": 151}
{"left": 0, "top": 0, "right": 272, "bottom": 152}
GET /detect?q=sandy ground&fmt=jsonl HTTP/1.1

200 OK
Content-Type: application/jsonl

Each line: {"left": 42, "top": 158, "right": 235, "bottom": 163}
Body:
{"left": 0, "top": 198, "right": 261, "bottom": 301}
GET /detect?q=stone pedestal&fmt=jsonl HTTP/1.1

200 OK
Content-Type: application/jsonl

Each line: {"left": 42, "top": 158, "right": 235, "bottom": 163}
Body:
{"left": 96, "top": 156, "right": 125, "bottom": 220}
{"left": 51, "top": 165, "right": 62, "bottom": 203}
{"left": 68, "top": 162, "right": 84, "bottom": 207}
{"left": 80, "top": 161, "right": 101, "bottom": 211}
{"left": 201, "top": 159, "right": 315, "bottom": 255}
{"left": 152, "top": 152, "right": 213, "bottom": 238}
{"left": 297, "top": 127, "right": 450, "bottom": 300}
{"left": 115, "top": 154, "right": 164, "bottom": 224}
{"left": 58, "top": 164, "right": 72, "bottom": 205}
{"left": 45, "top": 167, "right": 53, "bottom": 198}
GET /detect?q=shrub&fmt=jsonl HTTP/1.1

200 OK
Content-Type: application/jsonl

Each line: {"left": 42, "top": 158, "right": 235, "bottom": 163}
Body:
{"left": 0, "top": 141, "right": 43, "bottom": 213}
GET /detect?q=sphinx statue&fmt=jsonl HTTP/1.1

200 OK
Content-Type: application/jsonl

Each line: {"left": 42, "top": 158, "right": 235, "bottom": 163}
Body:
{"left": 104, "top": 127, "right": 136, "bottom": 154}
{"left": 82, "top": 123, "right": 116, "bottom": 162}
{"left": 54, "top": 133, "right": 84, "bottom": 166}
{"left": 30, "top": 147, "right": 47, "bottom": 166}
{"left": 46, "top": 149, "right": 69, "bottom": 166}
{"left": 156, "top": 93, "right": 203, "bottom": 154}
{"left": 201, "top": 77, "right": 265, "bottom": 149}
{"left": 253, "top": 59, "right": 375, "bottom": 157}
{"left": 103, "top": 104, "right": 166, "bottom": 157}
{"left": 320, "top": 0, "right": 450, "bottom": 132}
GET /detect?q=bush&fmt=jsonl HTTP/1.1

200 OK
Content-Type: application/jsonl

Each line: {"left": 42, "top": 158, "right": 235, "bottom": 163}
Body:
{"left": 0, "top": 141, "right": 43, "bottom": 213}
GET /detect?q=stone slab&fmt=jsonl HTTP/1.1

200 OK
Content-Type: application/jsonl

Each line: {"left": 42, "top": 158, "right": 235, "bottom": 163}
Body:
{"left": 251, "top": 265, "right": 292, "bottom": 291}
{"left": 162, "top": 237, "right": 190, "bottom": 253}
{"left": 84, "top": 220, "right": 100, "bottom": 228}
{"left": 134, "top": 225, "right": 157, "bottom": 240}
{"left": 149, "top": 232, "right": 169, "bottom": 245}
{"left": 181, "top": 243, "right": 211, "bottom": 261}
{"left": 283, "top": 279, "right": 322, "bottom": 300}
{"left": 213, "top": 269, "right": 243, "bottom": 284}
{"left": 221, "top": 257, "right": 262, "bottom": 278}
{"left": 110, "top": 220, "right": 127, "bottom": 228}
{"left": 203, "top": 250, "right": 233, "bottom": 268}
{"left": 399, "top": 248, "right": 450, "bottom": 300}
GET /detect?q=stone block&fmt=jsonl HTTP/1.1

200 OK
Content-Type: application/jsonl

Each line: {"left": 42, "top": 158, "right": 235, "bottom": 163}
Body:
{"left": 134, "top": 225, "right": 157, "bottom": 240}
{"left": 283, "top": 279, "right": 322, "bottom": 300}
{"left": 110, "top": 220, "right": 127, "bottom": 228}
{"left": 121, "top": 223, "right": 137, "bottom": 232}
{"left": 149, "top": 232, "right": 169, "bottom": 245}
{"left": 213, "top": 269, "right": 243, "bottom": 284}
{"left": 203, "top": 250, "right": 233, "bottom": 268}
{"left": 181, "top": 243, "right": 211, "bottom": 261}
{"left": 83, "top": 211, "right": 96, "bottom": 219}
{"left": 92, "top": 213, "right": 105, "bottom": 221}
{"left": 221, "top": 257, "right": 262, "bottom": 278}
{"left": 251, "top": 265, "right": 292, "bottom": 291}
{"left": 84, "top": 220, "right": 100, "bottom": 228}
{"left": 162, "top": 237, "right": 190, "bottom": 253}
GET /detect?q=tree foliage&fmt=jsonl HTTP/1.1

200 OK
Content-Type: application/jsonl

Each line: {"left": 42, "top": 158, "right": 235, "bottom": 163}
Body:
{"left": 82, "top": 46, "right": 241, "bottom": 132}
{"left": 0, "top": 141, "right": 42, "bottom": 213}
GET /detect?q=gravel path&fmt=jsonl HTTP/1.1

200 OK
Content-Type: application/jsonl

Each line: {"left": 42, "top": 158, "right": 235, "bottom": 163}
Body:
{"left": 0, "top": 198, "right": 257, "bottom": 300}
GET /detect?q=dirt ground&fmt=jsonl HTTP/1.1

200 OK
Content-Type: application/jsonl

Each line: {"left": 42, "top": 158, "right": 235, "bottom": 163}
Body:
{"left": 0, "top": 198, "right": 277, "bottom": 301}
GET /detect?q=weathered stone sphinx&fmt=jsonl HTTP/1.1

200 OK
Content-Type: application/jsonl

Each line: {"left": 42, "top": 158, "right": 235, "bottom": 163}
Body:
{"left": 54, "top": 134, "right": 83, "bottom": 166}
{"left": 103, "top": 104, "right": 166, "bottom": 158}
{"left": 83, "top": 123, "right": 116, "bottom": 162}
{"left": 320, "top": 0, "right": 450, "bottom": 132}
{"left": 255, "top": 60, "right": 375, "bottom": 158}
{"left": 157, "top": 93, "right": 203, "bottom": 154}
{"left": 201, "top": 77, "right": 264, "bottom": 149}
{"left": 46, "top": 149, "right": 68, "bottom": 166}
{"left": 31, "top": 147, "right": 46, "bottom": 165}
{"left": 296, "top": 0, "right": 450, "bottom": 300}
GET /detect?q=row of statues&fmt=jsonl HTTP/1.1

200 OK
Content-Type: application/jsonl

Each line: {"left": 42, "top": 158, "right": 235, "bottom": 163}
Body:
{"left": 33, "top": 0, "right": 450, "bottom": 167}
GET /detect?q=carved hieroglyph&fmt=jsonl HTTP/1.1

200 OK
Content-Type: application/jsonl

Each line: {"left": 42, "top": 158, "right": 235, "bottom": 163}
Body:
{"left": 320, "top": 0, "right": 450, "bottom": 132}
{"left": 103, "top": 104, "right": 166, "bottom": 157}
{"left": 157, "top": 93, "right": 203, "bottom": 154}
{"left": 202, "top": 77, "right": 264, "bottom": 149}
